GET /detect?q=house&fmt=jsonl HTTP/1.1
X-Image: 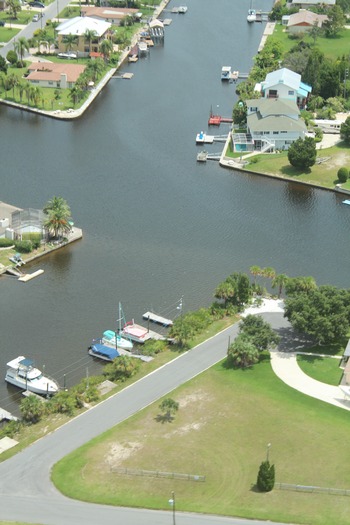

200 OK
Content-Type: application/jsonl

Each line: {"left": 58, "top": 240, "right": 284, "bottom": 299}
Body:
{"left": 80, "top": 6, "right": 139, "bottom": 25}
{"left": 244, "top": 98, "right": 308, "bottom": 151}
{"left": 259, "top": 67, "right": 312, "bottom": 109}
{"left": 232, "top": 68, "right": 312, "bottom": 153}
{"left": 340, "top": 339, "right": 350, "bottom": 385}
{"left": 287, "top": 9, "right": 328, "bottom": 33}
{"left": 26, "top": 63, "right": 86, "bottom": 88}
{"left": 289, "top": 0, "right": 335, "bottom": 7}
{"left": 56, "top": 17, "right": 111, "bottom": 56}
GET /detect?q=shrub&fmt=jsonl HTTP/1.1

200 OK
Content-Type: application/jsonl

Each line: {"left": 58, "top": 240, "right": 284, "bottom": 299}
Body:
{"left": 143, "top": 339, "right": 167, "bottom": 356}
{"left": 338, "top": 167, "right": 348, "bottom": 183}
{"left": 14, "top": 240, "right": 33, "bottom": 253}
{"left": 257, "top": 460, "right": 275, "bottom": 492}
{"left": 0, "top": 238, "right": 14, "bottom": 247}
{"left": 6, "top": 50, "right": 18, "bottom": 65}
{"left": 23, "top": 232, "right": 42, "bottom": 250}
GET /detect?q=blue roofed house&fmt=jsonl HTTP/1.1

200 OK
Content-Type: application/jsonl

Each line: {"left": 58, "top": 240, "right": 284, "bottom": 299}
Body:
{"left": 232, "top": 68, "right": 312, "bottom": 153}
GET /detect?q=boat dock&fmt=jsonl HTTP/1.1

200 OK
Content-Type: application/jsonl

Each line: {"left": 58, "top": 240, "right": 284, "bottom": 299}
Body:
{"left": 197, "top": 151, "right": 221, "bottom": 162}
{"left": 208, "top": 114, "right": 233, "bottom": 126}
{"left": 0, "top": 407, "right": 18, "bottom": 422}
{"left": 18, "top": 269, "right": 44, "bottom": 282}
{"left": 196, "top": 132, "right": 228, "bottom": 144}
{"left": 143, "top": 311, "right": 173, "bottom": 327}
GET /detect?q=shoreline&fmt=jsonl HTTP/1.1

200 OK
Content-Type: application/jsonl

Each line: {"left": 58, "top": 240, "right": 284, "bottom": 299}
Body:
{"left": 0, "top": 0, "right": 171, "bottom": 120}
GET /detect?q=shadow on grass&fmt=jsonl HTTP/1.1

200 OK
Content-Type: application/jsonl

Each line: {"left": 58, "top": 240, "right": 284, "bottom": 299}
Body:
{"left": 155, "top": 413, "right": 175, "bottom": 424}
{"left": 280, "top": 165, "right": 311, "bottom": 177}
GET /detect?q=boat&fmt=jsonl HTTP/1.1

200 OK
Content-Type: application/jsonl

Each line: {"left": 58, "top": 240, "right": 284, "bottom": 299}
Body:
{"left": 178, "top": 6, "right": 188, "bottom": 13}
{"left": 342, "top": 199, "right": 350, "bottom": 205}
{"left": 88, "top": 343, "right": 120, "bottom": 362}
{"left": 9, "top": 253, "right": 25, "bottom": 266}
{"left": 197, "top": 150, "right": 208, "bottom": 162}
{"left": 5, "top": 356, "right": 59, "bottom": 395}
{"left": 247, "top": 0, "right": 256, "bottom": 22}
{"left": 102, "top": 329, "right": 133, "bottom": 350}
{"left": 221, "top": 66, "right": 232, "bottom": 81}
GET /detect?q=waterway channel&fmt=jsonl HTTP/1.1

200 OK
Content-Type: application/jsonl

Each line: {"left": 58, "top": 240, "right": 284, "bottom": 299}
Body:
{"left": 1, "top": 0, "right": 350, "bottom": 415}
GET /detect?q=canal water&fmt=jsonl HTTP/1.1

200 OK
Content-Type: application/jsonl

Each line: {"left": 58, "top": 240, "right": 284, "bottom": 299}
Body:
{"left": 1, "top": 0, "right": 349, "bottom": 415}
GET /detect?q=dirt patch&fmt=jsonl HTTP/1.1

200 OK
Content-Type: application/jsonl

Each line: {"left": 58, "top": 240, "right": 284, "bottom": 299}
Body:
{"left": 105, "top": 441, "right": 143, "bottom": 467}
{"left": 178, "top": 390, "right": 210, "bottom": 408}
{"left": 164, "top": 421, "right": 204, "bottom": 438}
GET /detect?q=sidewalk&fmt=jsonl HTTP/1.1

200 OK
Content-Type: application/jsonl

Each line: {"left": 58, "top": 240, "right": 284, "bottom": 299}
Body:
{"left": 242, "top": 298, "right": 350, "bottom": 412}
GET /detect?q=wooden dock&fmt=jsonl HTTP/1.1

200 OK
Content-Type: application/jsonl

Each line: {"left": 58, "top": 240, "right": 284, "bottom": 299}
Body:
{"left": 18, "top": 269, "right": 44, "bottom": 282}
{"left": 143, "top": 311, "right": 173, "bottom": 326}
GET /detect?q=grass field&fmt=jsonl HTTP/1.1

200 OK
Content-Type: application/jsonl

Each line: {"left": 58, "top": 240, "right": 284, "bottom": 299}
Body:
{"left": 241, "top": 143, "right": 350, "bottom": 190}
{"left": 271, "top": 23, "right": 350, "bottom": 62}
{"left": 52, "top": 357, "right": 350, "bottom": 525}
{"left": 297, "top": 355, "right": 343, "bottom": 385}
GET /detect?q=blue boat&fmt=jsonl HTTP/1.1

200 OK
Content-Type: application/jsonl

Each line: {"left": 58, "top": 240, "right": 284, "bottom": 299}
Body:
{"left": 88, "top": 343, "right": 120, "bottom": 362}
{"left": 342, "top": 199, "right": 350, "bottom": 205}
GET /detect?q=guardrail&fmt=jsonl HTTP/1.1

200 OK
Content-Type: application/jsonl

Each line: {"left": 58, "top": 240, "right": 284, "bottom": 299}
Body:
{"left": 275, "top": 482, "right": 350, "bottom": 496}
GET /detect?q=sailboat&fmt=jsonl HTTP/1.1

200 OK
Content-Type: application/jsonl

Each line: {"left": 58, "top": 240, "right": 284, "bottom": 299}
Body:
{"left": 247, "top": 0, "right": 256, "bottom": 22}
{"left": 102, "top": 303, "right": 134, "bottom": 350}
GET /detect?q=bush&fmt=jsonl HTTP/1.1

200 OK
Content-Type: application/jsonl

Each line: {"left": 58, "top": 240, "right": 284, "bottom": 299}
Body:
{"left": 6, "top": 50, "right": 18, "bottom": 65}
{"left": 143, "top": 339, "right": 167, "bottom": 356}
{"left": 14, "top": 240, "right": 33, "bottom": 253}
{"left": 257, "top": 460, "right": 275, "bottom": 492}
{"left": 0, "top": 238, "right": 14, "bottom": 247}
{"left": 337, "top": 167, "right": 348, "bottom": 183}
{"left": 22, "top": 232, "right": 42, "bottom": 250}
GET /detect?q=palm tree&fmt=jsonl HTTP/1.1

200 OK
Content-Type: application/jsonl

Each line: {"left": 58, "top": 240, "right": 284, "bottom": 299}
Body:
{"left": 86, "top": 58, "right": 104, "bottom": 82}
{"left": 17, "top": 79, "right": 27, "bottom": 103}
{"left": 272, "top": 274, "right": 289, "bottom": 298}
{"left": 261, "top": 267, "right": 276, "bottom": 280}
{"left": 43, "top": 196, "right": 72, "bottom": 240}
{"left": 84, "top": 28, "right": 97, "bottom": 56}
{"left": 7, "top": 73, "right": 18, "bottom": 99}
{"left": 249, "top": 265, "right": 261, "bottom": 286}
{"left": 63, "top": 34, "right": 78, "bottom": 53}
{"left": 14, "top": 37, "right": 29, "bottom": 65}
{"left": 99, "top": 39, "right": 113, "bottom": 61}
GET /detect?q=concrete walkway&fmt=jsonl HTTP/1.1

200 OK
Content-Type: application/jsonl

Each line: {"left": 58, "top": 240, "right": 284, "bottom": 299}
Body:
{"left": 244, "top": 298, "right": 350, "bottom": 411}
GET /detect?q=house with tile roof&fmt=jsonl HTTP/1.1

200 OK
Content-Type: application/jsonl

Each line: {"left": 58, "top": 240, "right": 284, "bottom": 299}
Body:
{"left": 26, "top": 62, "right": 86, "bottom": 88}
{"left": 80, "top": 6, "right": 139, "bottom": 25}
{"left": 56, "top": 17, "right": 111, "bottom": 56}
{"left": 287, "top": 9, "right": 328, "bottom": 33}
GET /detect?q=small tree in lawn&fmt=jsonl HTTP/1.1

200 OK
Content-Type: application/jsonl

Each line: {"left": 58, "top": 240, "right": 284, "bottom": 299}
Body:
{"left": 257, "top": 460, "right": 275, "bottom": 492}
{"left": 159, "top": 398, "right": 179, "bottom": 422}
{"left": 337, "top": 167, "right": 348, "bottom": 183}
{"left": 227, "top": 335, "right": 259, "bottom": 369}
{"left": 341, "top": 117, "right": 350, "bottom": 144}
{"left": 288, "top": 137, "right": 316, "bottom": 170}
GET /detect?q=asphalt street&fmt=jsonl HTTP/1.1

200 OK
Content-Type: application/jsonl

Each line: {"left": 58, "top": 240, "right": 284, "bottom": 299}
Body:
{"left": 0, "top": 312, "right": 293, "bottom": 525}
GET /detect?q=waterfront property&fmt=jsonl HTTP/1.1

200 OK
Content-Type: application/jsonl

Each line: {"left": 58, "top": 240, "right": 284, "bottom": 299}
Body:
{"left": 285, "top": 9, "right": 328, "bottom": 34}
{"left": 26, "top": 63, "right": 86, "bottom": 89}
{"left": 232, "top": 68, "right": 312, "bottom": 153}
{"left": 56, "top": 17, "right": 112, "bottom": 56}
{"left": 291, "top": 0, "right": 335, "bottom": 7}
{"left": 0, "top": 205, "right": 44, "bottom": 241}
{"left": 80, "top": 6, "right": 140, "bottom": 25}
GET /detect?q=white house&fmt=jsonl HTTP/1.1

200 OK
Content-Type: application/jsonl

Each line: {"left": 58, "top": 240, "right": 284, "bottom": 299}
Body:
{"left": 259, "top": 67, "right": 312, "bottom": 109}
{"left": 56, "top": 17, "right": 111, "bottom": 55}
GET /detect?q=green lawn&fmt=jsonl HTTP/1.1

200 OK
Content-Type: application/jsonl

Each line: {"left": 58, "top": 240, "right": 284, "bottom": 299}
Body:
{"left": 241, "top": 143, "right": 350, "bottom": 190}
{"left": 271, "top": 22, "right": 350, "bottom": 62}
{"left": 0, "top": 27, "right": 20, "bottom": 42}
{"left": 297, "top": 355, "right": 343, "bottom": 385}
{"left": 52, "top": 357, "right": 350, "bottom": 525}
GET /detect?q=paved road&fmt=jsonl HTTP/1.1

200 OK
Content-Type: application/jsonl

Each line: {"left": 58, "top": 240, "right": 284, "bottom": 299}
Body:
{"left": 0, "top": 0, "right": 73, "bottom": 58}
{"left": 0, "top": 312, "right": 293, "bottom": 525}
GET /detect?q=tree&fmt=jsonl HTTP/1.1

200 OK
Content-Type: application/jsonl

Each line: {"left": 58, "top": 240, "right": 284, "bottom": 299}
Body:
{"left": 257, "top": 460, "right": 275, "bottom": 492}
{"left": 340, "top": 117, "right": 350, "bottom": 144}
{"left": 227, "top": 334, "right": 259, "bottom": 368}
{"left": 20, "top": 395, "right": 46, "bottom": 423}
{"left": 99, "top": 39, "right": 113, "bottom": 61}
{"left": 309, "top": 21, "right": 321, "bottom": 46}
{"left": 158, "top": 398, "right": 179, "bottom": 421}
{"left": 43, "top": 196, "right": 72, "bottom": 240}
{"left": 337, "top": 167, "right": 348, "bottom": 183}
{"left": 261, "top": 267, "right": 276, "bottom": 281}
{"left": 7, "top": 0, "right": 21, "bottom": 19}
{"left": 285, "top": 276, "right": 317, "bottom": 296}
{"left": 48, "top": 390, "right": 76, "bottom": 416}
{"left": 85, "top": 58, "right": 104, "bottom": 81}
{"left": 284, "top": 285, "right": 350, "bottom": 344}
{"left": 63, "top": 33, "right": 78, "bottom": 53}
{"left": 103, "top": 355, "right": 140, "bottom": 382}
{"left": 323, "top": 5, "right": 346, "bottom": 38}
{"left": 84, "top": 28, "right": 97, "bottom": 56}
{"left": 272, "top": 273, "right": 288, "bottom": 298}
{"left": 287, "top": 137, "right": 316, "bottom": 170}
{"left": 232, "top": 101, "right": 247, "bottom": 126}
{"left": 14, "top": 37, "right": 29, "bottom": 65}
{"left": 249, "top": 265, "right": 262, "bottom": 286}
{"left": 6, "top": 50, "right": 17, "bottom": 66}
{"left": 0, "top": 55, "right": 7, "bottom": 74}
{"left": 239, "top": 315, "right": 280, "bottom": 352}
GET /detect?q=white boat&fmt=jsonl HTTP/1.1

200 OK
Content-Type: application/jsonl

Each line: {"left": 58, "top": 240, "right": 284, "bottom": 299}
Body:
{"left": 102, "top": 329, "right": 133, "bottom": 350}
{"left": 221, "top": 66, "right": 232, "bottom": 80}
{"left": 178, "top": 6, "right": 188, "bottom": 13}
{"left": 5, "top": 356, "right": 59, "bottom": 395}
{"left": 247, "top": 0, "right": 256, "bottom": 22}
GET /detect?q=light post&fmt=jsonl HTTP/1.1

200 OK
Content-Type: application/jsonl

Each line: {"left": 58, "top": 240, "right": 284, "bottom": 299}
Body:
{"left": 266, "top": 443, "right": 271, "bottom": 462}
{"left": 168, "top": 491, "right": 176, "bottom": 525}
{"left": 344, "top": 69, "right": 349, "bottom": 99}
